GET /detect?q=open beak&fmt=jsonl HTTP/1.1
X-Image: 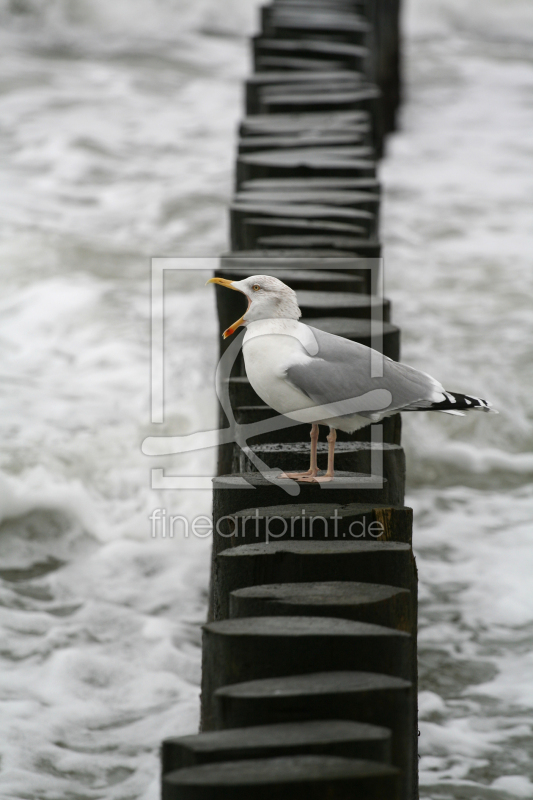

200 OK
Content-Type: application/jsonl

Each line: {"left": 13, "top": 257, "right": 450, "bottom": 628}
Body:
{"left": 206, "top": 277, "right": 251, "bottom": 339}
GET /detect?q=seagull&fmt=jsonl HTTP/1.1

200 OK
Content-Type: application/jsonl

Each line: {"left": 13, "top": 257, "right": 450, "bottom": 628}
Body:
{"left": 207, "top": 274, "right": 496, "bottom": 482}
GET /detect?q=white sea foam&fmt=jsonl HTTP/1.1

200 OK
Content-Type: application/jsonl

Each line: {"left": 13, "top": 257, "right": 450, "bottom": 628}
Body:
{"left": 381, "top": 0, "right": 533, "bottom": 794}
{"left": 0, "top": 0, "right": 255, "bottom": 795}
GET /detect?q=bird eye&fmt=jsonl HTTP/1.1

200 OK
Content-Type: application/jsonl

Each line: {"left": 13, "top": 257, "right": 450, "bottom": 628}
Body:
{"left": 252, "top": 284, "right": 261, "bottom": 291}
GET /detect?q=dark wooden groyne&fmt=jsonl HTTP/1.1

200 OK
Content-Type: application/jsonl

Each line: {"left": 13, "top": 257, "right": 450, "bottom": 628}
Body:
{"left": 162, "top": 1, "right": 418, "bottom": 798}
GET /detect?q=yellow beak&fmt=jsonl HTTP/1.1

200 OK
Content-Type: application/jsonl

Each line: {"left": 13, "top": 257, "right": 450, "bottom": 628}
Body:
{"left": 206, "top": 277, "right": 250, "bottom": 339}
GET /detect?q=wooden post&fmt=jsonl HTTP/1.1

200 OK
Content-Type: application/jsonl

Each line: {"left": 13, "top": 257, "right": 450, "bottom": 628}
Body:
{"left": 230, "top": 441, "right": 406, "bottom": 506}
{"left": 237, "top": 130, "right": 370, "bottom": 152}
{"left": 200, "top": 616, "right": 411, "bottom": 727}
{"left": 252, "top": 37, "right": 371, "bottom": 77}
{"left": 161, "top": 719, "right": 391, "bottom": 773}
{"left": 261, "top": 10, "right": 371, "bottom": 48}
{"left": 227, "top": 501, "right": 413, "bottom": 545}
{"left": 161, "top": 0, "right": 415, "bottom": 797}
{"left": 235, "top": 188, "right": 380, "bottom": 222}
{"left": 229, "top": 581, "right": 412, "bottom": 632}
{"left": 162, "top": 755, "right": 400, "bottom": 800}
{"left": 213, "top": 671, "right": 413, "bottom": 799}
{"left": 237, "top": 233, "right": 381, "bottom": 255}
{"left": 236, "top": 149, "right": 376, "bottom": 186}
{"left": 239, "top": 175, "right": 380, "bottom": 193}
{"left": 245, "top": 70, "right": 365, "bottom": 115}
{"left": 212, "top": 540, "right": 414, "bottom": 620}
{"left": 296, "top": 290, "right": 390, "bottom": 320}
{"left": 230, "top": 201, "right": 377, "bottom": 249}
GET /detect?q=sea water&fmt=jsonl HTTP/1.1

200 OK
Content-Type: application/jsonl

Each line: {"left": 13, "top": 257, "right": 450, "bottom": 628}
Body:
{"left": 0, "top": 0, "right": 532, "bottom": 797}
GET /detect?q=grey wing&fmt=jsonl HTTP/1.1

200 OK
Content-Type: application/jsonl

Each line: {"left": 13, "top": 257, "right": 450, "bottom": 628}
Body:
{"left": 285, "top": 326, "right": 445, "bottom": 419}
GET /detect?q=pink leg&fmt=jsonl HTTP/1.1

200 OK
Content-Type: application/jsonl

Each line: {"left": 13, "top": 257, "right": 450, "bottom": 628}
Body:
{"left": 280, "top": 424, "right": 319, "bottom": 480}
{"left": 299, "top": 427, "right": 336, "bottom": 483}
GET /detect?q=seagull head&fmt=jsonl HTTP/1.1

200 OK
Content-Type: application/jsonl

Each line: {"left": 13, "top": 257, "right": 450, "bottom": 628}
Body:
{"left": 207, "top": 274, "right": 301, "bottom": 338}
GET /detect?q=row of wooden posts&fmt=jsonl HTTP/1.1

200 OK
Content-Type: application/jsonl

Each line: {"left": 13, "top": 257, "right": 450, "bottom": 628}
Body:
{"left": 161, "top": 0, "right": 418, "bottom": 797}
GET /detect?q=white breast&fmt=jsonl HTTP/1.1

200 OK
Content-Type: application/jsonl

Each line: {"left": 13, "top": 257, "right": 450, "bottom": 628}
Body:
{"left": 242, "top": 319, "right": 315, "bottom": 417}
{"left": 241, "top": 319, "right": 379, "bottom": 433}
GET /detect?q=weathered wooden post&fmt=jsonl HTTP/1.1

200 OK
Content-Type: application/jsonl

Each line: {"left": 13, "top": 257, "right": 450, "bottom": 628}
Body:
{"left": 160, "top": 0, "right": 416, "bottom": 798}
{"left": 213, "top": 671, "right": 414, "bottom": 799}
{"left": 162, "top": 755, "right": 400, "bottom": 800}
{"left": 162, "top": 720, "right": 392, "bottom": 774}
{"left": 229, "top": 581, "right": 412, "bottom": 631}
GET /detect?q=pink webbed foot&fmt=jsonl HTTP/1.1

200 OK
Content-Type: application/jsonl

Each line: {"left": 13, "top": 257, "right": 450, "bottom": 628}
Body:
{"left": 298, "top": 472, "right": 335, "bottom": 483}
{"left": 279, "top": 469, "right": 319, "bottom": 481}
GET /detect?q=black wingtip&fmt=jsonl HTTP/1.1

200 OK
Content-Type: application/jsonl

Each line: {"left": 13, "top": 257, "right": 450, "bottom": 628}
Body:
{"left": 435, "top": 391, "right": 496, "bottom": 413}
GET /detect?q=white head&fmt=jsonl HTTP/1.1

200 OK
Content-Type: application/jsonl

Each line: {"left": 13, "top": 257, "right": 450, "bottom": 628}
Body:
{"left": 207, "top": 274, "right": 301, "bottom": 338}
